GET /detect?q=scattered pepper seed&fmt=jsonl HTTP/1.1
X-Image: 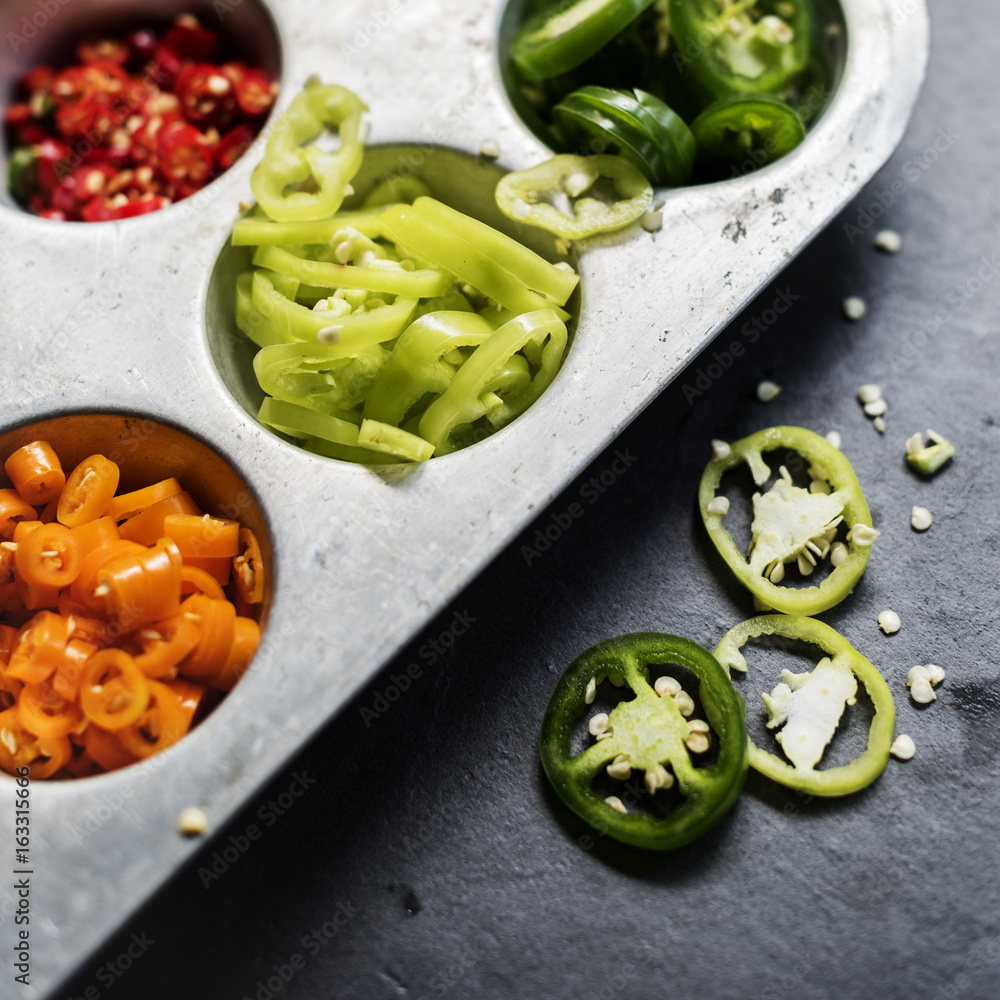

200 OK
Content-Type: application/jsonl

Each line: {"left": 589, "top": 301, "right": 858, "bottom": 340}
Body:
{"left": 825, "top": 430, "right": 842, "bottom": 449}
{"left": 873, "top": 416, "right": 886, "bottom": 433}
{"left": 605, "top": 795, "right": 628, "bottom": 814}
{"left": 847, "top": 524, "right": 880, "bottom": 546}
{"left": 911, "top": 506, "right": 932, "bottom": 531}
{"left": 878, "top": 610, "right": 901, "bottom": 634}
{"left": 654, "top": 676, "right": 682, "bottom": 698}
{"left": 890, "top": 734, "right": 916, "bottom": 760}
{"left": 606, "top": 754, "right": 632, "bottom": 780}
{"left": 857, "top": 384, "right": 882, "bottom": 404}
{"left": 864, "top": 398, "right": 887, "bottom": 417}
{"left": 843, "top": 296, "right": 867, "bottom": 320}
{"left": 706, "top": 496, "right": 730, "bottom": 515}
{"left": 674, "top": 691, "right": 696, "bottom": 717}
{"left": 711, "top": 439, "right": 731, "bottom": 461}
{"left": 757, "top": 380, "right": 781, "bottom": 402}
{"left": 641, "top": 210, "right": 663, "bottom": 233}
{"left": 479, "top": 139, "right": 500, "bottom": 159}
{"left": 874, "top": 229, "right": 902, "bottom": 253}
{"left": 588, "top": 713, "right": 609, "bottom": 736}
{"left": 178, "top": 807, "right": 208, "bottom": 836}
{"left": 584, "top": 677, "right": 597, "bottom": 704}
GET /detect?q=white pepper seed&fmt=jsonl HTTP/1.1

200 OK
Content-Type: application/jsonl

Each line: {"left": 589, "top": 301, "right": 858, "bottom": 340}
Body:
{"left": 911, "top": 506, "right": 932, "bottom": 531}
{"left": 878, "top": 610, "right": 901, "bottom": 634}
{"left": 890, "top": 734, "right": 916, "bottom": 760}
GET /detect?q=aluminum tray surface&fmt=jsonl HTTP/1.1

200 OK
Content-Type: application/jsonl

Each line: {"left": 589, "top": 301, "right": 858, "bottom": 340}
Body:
{"left": 0, "top": 1, "right": 927, "bottom": 996}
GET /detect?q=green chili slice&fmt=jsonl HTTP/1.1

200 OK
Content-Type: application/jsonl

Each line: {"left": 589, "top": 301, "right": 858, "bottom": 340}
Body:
{"left": 699, "top": 426, "right": 876, "bottom": 616}
{"left": 495, "top": 153, "right": 652, "bottom": 239}
{"left": 541, "top": 632, "right": 748, "bottom": 850}
{"left": 691, "top": 94, "right": 806, "bottom": 172}
{"left": 714, "top": 615, "right": 895, "bottom": 796}
{"left": 510, "top": 0, "right": 659, "bottom": 82}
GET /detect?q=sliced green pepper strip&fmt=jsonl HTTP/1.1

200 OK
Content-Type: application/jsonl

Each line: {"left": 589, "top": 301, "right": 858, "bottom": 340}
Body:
{"left": 357, "top": 419, "right": 435, "bottom": 462}
{"left": 250, "top": 271, "right": 417, "bottom": 346}
{"left": 418, "top": 310, "right": 568, "bottom": 454}
{"left": 252, "top": 245, "right": 453, "bottom": 299}
{"left": 237, "top": 271, "right": 293, "bottom": 347}
{"left": 232, "top": 209, "right": 384, "bottom": 246}
{"left": 540, "top": 632, "right": 747, "bottom": 850}
{"left": 254, "top": 342, "right": 389, "bottom": 414}
{"left": 8, "top": 147, "right": 37, "bottom": 205}
{"left": 250, "top": 82, "right": 368, "bottom": 222}
{"left": 412, "top": 197, "right": 579, "bottom": 306}
{"left": 699, "top": 426, "right": 875, "bottom": 616}
{"left": 362, "top": 176, "right": 433, "bottom": 207}
{"left": 510, "top": 0, "right": 658, "bottom": 82}
{"left": 362, "top": 311, "right": 494, "bottom": 426}
{"left": 691, "top": 94, "right": 806, "bottom": 172}
{"left": 495, "top": 153, "right": 652, "bottom": 239}
{"left": 258, "top": 397, "right": 361, "bottom": 446}
{"left": 379, "top": 203, "right": 570, "bottom": 319}
{"left": 714, "top": 615, "right": 895, "bottom": 796}
{"left": 669, "top": 0, "right": 813, "bottom": 101}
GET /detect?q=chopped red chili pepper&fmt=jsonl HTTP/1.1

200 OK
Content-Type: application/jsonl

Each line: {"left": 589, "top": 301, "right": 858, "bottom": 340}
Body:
{"left": 5, "top": 13, "right": 277, "bottom": 221}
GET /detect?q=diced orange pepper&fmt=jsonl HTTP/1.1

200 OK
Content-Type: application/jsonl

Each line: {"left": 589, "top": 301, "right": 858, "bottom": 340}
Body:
{"left": 118, "top": 491, "right": 202, "bottom": 545}
{"left": 117, "top": 679, "right": 188, "bottom": 758}
{"left": 57, "top": 454, "right": 120, "bottom": 528}
{"left": 6, "top": 611, "right": 73, "bottom": 684}
{"left": 4, "top": 440, "right": 66, "bottom": 505}
{"left": 106, "top": 477, "right": 183, "bottom": 522}
{"left": 15, "top": 521, "right": 82, "bottom": 589}
{"left": 0, "top": 489, "right": 36, "bottom": 540}
{"left": 80, "top": 648, "right": 150, "bottom": 730}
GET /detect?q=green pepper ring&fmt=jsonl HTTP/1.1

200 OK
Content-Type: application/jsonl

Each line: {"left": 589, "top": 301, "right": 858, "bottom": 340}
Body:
{"left": 691, "top": 94, "right": 806, "bottom": 171}
{"left": 540, "top": 632, "right": 748, "bottom": 850}
{"left": 714, "top": 615, "right": 895, "bottom": 796}
{"left": 698, "top": 426, "right": 874, "bottom": 616}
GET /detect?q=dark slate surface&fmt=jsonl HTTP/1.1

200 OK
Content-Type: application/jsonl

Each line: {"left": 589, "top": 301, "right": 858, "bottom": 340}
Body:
{"left": 57, "top": 1, "right": 1000, "bottom": 997}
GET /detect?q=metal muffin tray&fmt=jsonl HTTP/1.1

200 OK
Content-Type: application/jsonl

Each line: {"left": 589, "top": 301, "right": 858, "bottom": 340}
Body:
{"left": 0, "top": 0, "right": 927, "bottom": 996}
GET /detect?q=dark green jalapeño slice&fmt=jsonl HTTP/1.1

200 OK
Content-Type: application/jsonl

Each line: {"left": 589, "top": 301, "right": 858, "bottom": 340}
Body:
{"left": 540, "top": 632, "right": 748, "bottom": 850}
{"left": 691, "top": 94, "right": 805, "bottom": 173}
{"left": 510, "top": 0, "right": 659, "bottom": 82}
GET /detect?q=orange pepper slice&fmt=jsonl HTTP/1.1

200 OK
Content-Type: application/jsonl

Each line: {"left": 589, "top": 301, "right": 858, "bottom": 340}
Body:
{"left": 165, "top": 677, "right": 218, "bottom": 729}
{"left": 12, "top": 520, "right": 43, "bottom": 543}
{"left": 51, "top": 637, "right": 98, "bottom": 702}
{"left": 106, "top": 477, "right": 183, "bottom": 522}
{"left": 71, "top": 516, "right": 121, "bottom": 559}
{"left": 70, "top": 539, "right": 146, "bottom": 609}
{"left": 15, "top": 521, "right": 82, "bottom": 590}
{"left": 179, "top": 594, "right": 236, "bottom": 682}
{"left": 180, "top": 564, "right": 226, "bottom": 600}
{"left": 6, "top": 611, "right": 72, "bottom": 684}
{"left": 182, "top": 555, "right": 231, "bottom": 585}
{"left": 233, "top": 527, "right": 265, "bottom": 604}
{"left": 0, "top": 706, "right": 71, "bottom": 778}
{"left": 133, "top": 612, "right": 201, "bottom": 679}
{"left": 57, "top": 454, "right": 120, "bottom": 528}
{"left": 212, "top": 616, "right": 260, "bottom": 691}
{"left": 95, "top": 538, "right": 183, "bottom": 630}
{"left": 118, "top": 491, "right": 202, "bottom": 545}
{"left": 17, "top": 679, "right": 83, "bottom": 739}
{"left": 81, "top": 723, "right": 138, "bottom": 772}
{"left": 4, "top": 440, "right": 66, "bottom": 505}
{"left": 0, "top": 489, "right": 36, "bottom": 540}
{"left": 163, "top": 513, "right": 240, "bottom": 559}
{"left": 79, "top": 648, "right": 149, "bottom": 730}
{"left": 117, "top": 679, "right": 188, "bottom": 758}
{"left": 27, "top": 734, "right": 72, "bottom": 779}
